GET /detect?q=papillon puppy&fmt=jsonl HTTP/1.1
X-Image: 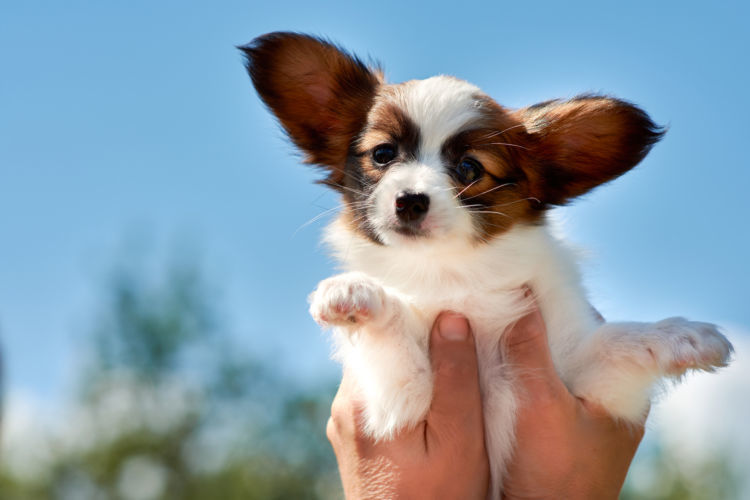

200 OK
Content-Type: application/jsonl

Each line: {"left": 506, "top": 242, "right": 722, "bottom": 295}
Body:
{"left": 241, "top": 32, "right": 733, "bottom": 498}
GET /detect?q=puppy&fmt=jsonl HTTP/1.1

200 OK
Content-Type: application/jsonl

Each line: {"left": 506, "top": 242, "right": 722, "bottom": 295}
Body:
{"left": 241, "top": 32, "right": 733, "bottom": 498}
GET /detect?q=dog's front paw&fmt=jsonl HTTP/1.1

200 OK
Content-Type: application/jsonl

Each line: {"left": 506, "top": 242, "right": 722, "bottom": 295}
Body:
{"left": 651, "top": 317, "right": 734, "bottom": 374}
{"left": 309, "top": 273, "right": 388, "bottom": 329}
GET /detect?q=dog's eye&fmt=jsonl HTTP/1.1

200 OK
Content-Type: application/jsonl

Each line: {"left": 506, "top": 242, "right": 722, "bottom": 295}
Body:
{"left": 455, "top": 158, "right": 484, "bottom": 184}
{"left": 372, "top": 144, "right": 397, "bottom": 165}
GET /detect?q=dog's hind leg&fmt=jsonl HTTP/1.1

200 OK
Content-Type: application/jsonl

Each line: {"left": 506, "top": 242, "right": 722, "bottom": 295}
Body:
{"left": 565, "top": 318, "right": 733, "bottom": 422}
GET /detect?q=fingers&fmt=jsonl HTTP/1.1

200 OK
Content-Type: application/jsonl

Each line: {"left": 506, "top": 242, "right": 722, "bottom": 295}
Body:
{"left": 503, "top": 289, "right": 568, "bottom": 400}
{"left": 427, "top": 312, "right": 484, "bottom": 435}
{"left": 328, "top": 370, "right": 360, "bottom": 446}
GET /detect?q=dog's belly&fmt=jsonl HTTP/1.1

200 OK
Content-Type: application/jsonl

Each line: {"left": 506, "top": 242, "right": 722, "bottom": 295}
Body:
{"left": 402, "top": 288, "right": 527, "bottom": 494}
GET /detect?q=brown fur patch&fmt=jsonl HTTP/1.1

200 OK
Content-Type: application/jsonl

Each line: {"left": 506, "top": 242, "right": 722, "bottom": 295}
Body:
{"left": 355, "top": 100, "right": 422, "bottom": 183}
{"left": 442, "top": 102, "right": 544, "bottom": 238}
{"left": 515, "top": 95, "right": 664, "bottom": 205}
{"left": 358, "top": 102, "right": 421, "bottom": 159}
{"left": 240, "top": 32, "right": 381, "bottom": 187}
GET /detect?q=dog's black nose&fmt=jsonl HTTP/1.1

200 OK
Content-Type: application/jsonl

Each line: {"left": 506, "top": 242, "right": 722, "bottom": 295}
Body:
{"left": 395, "top": 192, "right": 430, "bottom": 223}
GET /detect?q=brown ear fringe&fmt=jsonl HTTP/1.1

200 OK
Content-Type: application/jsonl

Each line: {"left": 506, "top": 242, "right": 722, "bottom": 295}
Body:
{"left": 239, "top": 32, "right": 381, "bottom": 186}
{"left": 516, "top": 95, "right": 665, "bottom": 205}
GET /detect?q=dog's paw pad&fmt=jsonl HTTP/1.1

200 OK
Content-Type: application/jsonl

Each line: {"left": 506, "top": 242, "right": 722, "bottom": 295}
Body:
{"left": 653, "top": 317, "right": 734, "bottom": 374}
{"left": 309, "top": 274, "right": 387, "bottom": 329}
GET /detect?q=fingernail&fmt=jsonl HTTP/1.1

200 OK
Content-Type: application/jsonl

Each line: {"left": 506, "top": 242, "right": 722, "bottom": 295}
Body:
{"left": 439, "top": 313, "right": 469, "bottom": 341}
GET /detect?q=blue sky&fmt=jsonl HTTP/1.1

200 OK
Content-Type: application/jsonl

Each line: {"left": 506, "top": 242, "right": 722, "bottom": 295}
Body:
{"left": 1, "top": 0, "right": 748, "bottom": 408}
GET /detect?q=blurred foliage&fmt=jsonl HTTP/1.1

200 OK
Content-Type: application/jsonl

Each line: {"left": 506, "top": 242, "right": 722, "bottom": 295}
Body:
{"left": 621, "top": 442, "right": 742, "bottom": 500}
{"left": 0, "top": 256, "right": 741, "bottom": 499}
{"left": 0, "top": 260, "right": 341, "bottom": 499}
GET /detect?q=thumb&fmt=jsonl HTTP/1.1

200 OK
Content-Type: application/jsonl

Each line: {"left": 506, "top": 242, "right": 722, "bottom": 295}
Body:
{"left": 503, "top": 290, "right": 566, "bottom": 398}
{"left": 427, "top": 312, "right": 483, "bottom": 430}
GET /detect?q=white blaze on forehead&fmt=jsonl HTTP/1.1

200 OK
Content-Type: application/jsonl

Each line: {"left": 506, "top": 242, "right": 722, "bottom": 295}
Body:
{"left": 398, "top": 76, "right": 484, "bottom": 154}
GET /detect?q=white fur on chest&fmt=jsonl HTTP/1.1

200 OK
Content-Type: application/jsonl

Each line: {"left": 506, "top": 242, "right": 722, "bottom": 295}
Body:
{"left": 325, "top": 218, "right": 598, "bottom": 366}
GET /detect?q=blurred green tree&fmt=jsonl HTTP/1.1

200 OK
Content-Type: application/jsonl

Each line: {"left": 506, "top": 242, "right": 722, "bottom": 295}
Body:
{"left": 0, "top": 258, "right": 340, "bottom": 499}
{"left": 620, "top": 442, "right": 741, "bottom": 500}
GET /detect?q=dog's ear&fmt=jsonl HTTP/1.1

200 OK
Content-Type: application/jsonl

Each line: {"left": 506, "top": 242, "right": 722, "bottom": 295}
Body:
{"left": 240, "top": 32, "right": 381, "bottom": 185}
{"left": 516, "top": 96, "right": 664, "bottom": 205}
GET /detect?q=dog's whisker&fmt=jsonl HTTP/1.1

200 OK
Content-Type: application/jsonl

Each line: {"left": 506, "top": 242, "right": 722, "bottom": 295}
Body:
{"left": 348, "top": 212, "right": 373, "bottom": 226}
{"left": 454, "top": 179, "right": 481, "bottom": 199}
{"left": 329, "top": 183, "right": 369, "bottom": 198}
{"left": 461, "top": 183, "right": 517, "bottom": 202}
{"left": 293, "top": 206, "right": 343, "bottom": 236}
{"left": 468, "top": 210, "right": 512, "bottom": 218}
{"left": 334, "top": 167, "right": 370, "bottom": 185}
{"left": 477, "top": 124, "right": 526, "bottom": 140}
{"left": 478, "top": 220, "right": 511, "bottom": 229}
{"left": 482, "top": 142, "right": 529, "bottom": 150}
{"left": 487, "top": 197, "right": 540, "bottom": 208}
{"left": 294, "top": 198, "right": 376, "bottom": 236}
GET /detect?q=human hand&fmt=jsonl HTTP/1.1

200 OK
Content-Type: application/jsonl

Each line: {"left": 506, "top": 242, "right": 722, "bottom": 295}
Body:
{"left": 326, "top": 312, "right": 489, "bottom": 499}
{"left": 501, "top": 293, "right": 645, "bottom": 499}
{"left": 326, "top": 296, "right": 646, "bottom": 499}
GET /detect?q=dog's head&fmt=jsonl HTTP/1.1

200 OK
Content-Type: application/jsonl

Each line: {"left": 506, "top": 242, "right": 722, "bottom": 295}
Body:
{"left": 242, "top": 32, "right": 663, "bottom": 246}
